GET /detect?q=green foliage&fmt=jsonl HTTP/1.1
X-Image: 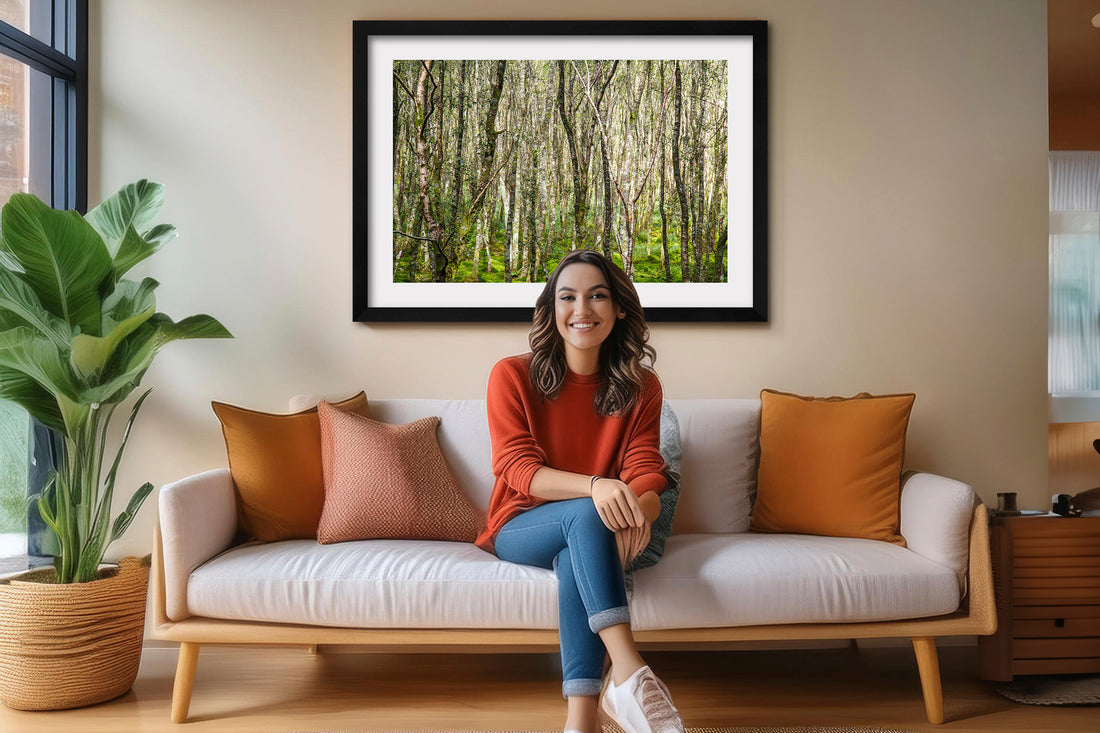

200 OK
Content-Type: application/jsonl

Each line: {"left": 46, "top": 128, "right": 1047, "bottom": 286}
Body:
{"left": 0, "top": 181, "right": 233, "bottom": 582}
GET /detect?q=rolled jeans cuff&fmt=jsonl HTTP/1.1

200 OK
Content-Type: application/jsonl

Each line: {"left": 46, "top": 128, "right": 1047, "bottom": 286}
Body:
{"left": 562, "top": 676, "right": 603, "bottom": 699}
{"left": 588, "top": 605, "right": 630, "bottom": 634}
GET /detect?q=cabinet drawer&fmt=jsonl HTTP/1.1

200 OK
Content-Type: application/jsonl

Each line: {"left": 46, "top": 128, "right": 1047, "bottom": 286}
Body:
{"left": 1013, "top": 536, "right": 1100, "bottom": 557}
{"left": 1014, "top": 617, "right": 1100, "bottom": 638}
{"left": 1013, "top": 637, "right": 1100, "bottom": 659}
{"left": 1012, "top": 561, "right": 1100, "bottom": 578}
{"left": 1014, "top": 555, "right": 1100, "bottom": 571}
{"left": 1012, "top": 585, "right": 1100, "bottom": 605}
{"left": 1014, "top": 604, "right": 1100, "bottom": 620}
{"left": 1013, "top": 658, "right": 1100, "bottom": 675}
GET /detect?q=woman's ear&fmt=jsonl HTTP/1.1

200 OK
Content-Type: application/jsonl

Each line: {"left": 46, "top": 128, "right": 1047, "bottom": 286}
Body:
{"left": 618, "top": 310, "right": 626, "bottom": 319}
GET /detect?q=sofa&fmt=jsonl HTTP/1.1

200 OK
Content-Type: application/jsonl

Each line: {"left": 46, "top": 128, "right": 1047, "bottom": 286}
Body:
{"left": 152, "top": 397, "right": 996, "bottom": 725}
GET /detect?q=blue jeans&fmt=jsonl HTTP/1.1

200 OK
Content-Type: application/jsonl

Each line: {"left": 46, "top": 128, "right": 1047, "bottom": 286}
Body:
{"left": 494, "top": 497, "right": 631, "bottom": 700}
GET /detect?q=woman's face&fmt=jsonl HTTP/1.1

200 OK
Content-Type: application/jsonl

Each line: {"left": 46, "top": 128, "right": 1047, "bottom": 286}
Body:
{"left": 554, "top": 262, "right": 624, "bottom": 366}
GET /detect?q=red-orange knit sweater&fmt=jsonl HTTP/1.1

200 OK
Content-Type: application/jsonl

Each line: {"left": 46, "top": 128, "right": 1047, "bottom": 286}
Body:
{"left": 474, "top": 353, "right": 669, "bottom": 555}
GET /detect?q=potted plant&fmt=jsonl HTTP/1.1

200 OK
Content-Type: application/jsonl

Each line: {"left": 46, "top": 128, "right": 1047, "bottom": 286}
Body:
{"left": 0, "top": 180, "right": 231, "bottom": 710}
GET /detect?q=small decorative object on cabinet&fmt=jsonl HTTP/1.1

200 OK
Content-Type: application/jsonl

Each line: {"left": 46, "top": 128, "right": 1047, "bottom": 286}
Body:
{"left": 979, "top": 515, "right": 1100, "bottom": 680}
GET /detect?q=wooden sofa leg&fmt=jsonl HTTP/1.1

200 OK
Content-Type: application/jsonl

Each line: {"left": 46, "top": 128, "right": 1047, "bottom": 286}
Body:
{"left": 912, "top": 637, "right": 944, "bottom": 724}
{"left": 171, "top": 642, "right": 201, "bottom": 723}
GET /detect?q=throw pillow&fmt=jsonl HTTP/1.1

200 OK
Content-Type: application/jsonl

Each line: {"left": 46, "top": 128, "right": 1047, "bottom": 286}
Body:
{"left": 626, "top": 400, "right": 683, "bottom": 572}
{"left": 749, "top": 389, "right": 914, "bottom": 546}
{"left": 316, "top": 400, "right": 484, "bottom": 544}
{"left": 211, "top": 391, "right": 370, "bottom": 542}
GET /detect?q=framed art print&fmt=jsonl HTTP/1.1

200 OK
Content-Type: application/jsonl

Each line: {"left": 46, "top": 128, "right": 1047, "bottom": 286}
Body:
{"left": 353, "top": 20, "right": 768, "bottom": 322}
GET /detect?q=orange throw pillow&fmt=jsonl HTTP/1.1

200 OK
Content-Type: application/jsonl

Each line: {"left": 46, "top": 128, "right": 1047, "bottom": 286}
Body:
{"left": 749, "top": 389, "right": 914, "bottom": 546}
{"left": 316, "top": 400, "right": 483, "bottom": 544}
{"left": 212, "top": 392, "right": 370, "bottom": 541}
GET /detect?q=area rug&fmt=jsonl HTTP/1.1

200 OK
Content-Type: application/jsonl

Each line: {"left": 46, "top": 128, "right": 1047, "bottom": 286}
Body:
{"left": 994, "top": 673, "right": 1100, "bottom": 705}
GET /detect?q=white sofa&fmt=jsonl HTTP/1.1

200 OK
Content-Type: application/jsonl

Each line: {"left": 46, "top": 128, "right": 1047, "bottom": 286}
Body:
{"left": 153, "top": 398, "right": 996, "bottom": 725}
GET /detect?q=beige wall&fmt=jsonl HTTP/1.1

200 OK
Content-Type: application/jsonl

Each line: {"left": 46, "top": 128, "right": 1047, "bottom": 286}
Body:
{"left": 91, "top": 0, "right": 1049, "bottom": 575}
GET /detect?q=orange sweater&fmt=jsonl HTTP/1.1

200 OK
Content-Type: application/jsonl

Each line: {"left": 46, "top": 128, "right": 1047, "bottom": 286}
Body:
{"left": 474, "top": 354, "right": 668, "bottom": 555}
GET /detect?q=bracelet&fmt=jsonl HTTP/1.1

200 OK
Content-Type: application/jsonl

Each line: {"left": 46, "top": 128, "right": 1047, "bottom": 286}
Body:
{"left": 589, "top": 475, "right": 600, "bottom": 493}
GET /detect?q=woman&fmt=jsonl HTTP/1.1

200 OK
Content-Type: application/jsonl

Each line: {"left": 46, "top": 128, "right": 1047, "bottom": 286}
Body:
{"left": 473, "top": 250, "right": 683, "bottom": 733}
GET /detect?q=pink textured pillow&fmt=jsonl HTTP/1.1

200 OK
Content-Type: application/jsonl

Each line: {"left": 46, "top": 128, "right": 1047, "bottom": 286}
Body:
{"left": 316, "top": 400, "right": 483, "bottom": 544}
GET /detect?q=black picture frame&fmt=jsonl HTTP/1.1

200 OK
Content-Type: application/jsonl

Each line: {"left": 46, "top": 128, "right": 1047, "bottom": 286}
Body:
{"left": 353, "top": 19, "right": 768, "bottom": 323}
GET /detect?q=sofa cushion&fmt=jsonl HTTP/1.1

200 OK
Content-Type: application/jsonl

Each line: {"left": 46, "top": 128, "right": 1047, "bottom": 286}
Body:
{"left": 629, "top": 533, "right": 959, "bottom": 629}
{"left": 666, "top": 399, "right": 759, "bottom": 534}
{"left": 211, "top": 391, "right": 370, "bottom": 541}
{"left": 751, "top": 389, "right": 914, "bottom": 546}
{"left": 185, "top": 533, "right": 959, "bottom": 630}
{"left": 316, "top": 402, "right": 483, "bottom": 543}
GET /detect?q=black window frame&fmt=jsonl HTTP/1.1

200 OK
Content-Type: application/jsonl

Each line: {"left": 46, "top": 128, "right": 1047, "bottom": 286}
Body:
{"left": 0, "top": 0, "right": 87, "bottom": 212}
{"left": 0, "top": 0, "right": 87, "bottom": 563}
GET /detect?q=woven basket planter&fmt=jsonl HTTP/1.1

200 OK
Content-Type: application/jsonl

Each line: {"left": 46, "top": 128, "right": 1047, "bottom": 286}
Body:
{"left": 0, "top": 555, "right": 150, "bottom": 711}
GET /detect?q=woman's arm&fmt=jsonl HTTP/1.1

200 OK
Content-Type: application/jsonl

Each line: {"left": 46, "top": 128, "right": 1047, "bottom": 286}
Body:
{"left": 487, "top": 359, "right": 548, "bottom": 496}
{"left": 620, "top": 373, "right": 669, "bottom": 498}
{"left": 530, "top": 468, "right": 649, "bottom": 530}
{"left": 528, "top": 467, "right": 595, "bottom": 500}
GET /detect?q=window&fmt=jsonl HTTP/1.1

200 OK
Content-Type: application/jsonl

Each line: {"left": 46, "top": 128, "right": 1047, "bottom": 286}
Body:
{"left": 0, "top": 0, "right": 86, "bottom": 563}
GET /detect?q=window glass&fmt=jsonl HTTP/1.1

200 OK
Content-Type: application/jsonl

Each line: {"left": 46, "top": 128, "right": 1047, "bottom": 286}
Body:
{"left": 0, "top": 0, "right": 54, "bottom": 49}
{"left": 0, "top": 400, "right": 28, "bottom": 556}
{"left": 0, "top": 51, "right": 49, "bottom": 203}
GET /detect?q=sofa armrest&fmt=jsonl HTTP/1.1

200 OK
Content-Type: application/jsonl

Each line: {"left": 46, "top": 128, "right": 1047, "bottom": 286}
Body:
{"left": 899, "top": 470, "right": 975, "bottom": 596}
{"left": 158, "top": 468, "right": 239, "bottom": 622}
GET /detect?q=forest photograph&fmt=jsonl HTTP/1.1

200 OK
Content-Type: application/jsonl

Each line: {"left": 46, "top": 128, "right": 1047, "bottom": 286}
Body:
{"left": 391, "top": 58, "right": 730, "bottom": 285}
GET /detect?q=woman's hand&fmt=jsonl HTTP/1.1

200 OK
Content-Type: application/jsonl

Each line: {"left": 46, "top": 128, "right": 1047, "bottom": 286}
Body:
{"left": 615, "top": 519, "right": 652, "bottom": 569}
{"left": 591, "top": 478, "right": 646, "bottom": 531}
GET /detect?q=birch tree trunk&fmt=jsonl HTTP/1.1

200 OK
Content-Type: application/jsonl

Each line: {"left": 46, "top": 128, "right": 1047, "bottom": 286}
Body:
{"left": 672, "top": 62, "right": 691, "bottom": 282}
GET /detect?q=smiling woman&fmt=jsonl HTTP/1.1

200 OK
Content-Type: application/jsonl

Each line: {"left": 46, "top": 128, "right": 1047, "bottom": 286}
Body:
{"left": 474, "top": 249, "right": 681, "bottom": 732}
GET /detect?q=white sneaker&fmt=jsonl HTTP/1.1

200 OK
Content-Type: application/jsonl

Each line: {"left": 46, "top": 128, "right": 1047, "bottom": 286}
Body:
{"left": 598, "top": 664, "right": 683, "bottom": 733}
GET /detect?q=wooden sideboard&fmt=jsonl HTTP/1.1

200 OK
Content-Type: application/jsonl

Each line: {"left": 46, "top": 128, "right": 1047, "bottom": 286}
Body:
{"left": 978, "top": 515, "right": 1100, "bottom": 680}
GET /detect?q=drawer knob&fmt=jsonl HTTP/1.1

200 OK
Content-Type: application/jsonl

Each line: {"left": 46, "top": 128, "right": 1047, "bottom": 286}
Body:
{"left": 1055, "top": 618, "right": 1065, "bottom": 627}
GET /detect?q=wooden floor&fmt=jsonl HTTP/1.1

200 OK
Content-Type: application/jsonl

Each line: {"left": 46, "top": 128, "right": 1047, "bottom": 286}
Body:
{"left": 0, "top": 642, "right": 1095, "bottom": 732}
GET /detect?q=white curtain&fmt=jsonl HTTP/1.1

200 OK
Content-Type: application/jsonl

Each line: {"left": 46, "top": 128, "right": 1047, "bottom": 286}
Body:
{"left": 1049, "top": 152, "right": 1100, "bottom": 394}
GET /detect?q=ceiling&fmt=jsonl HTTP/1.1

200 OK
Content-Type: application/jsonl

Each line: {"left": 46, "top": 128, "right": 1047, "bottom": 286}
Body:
{"left": 1049, "top": 0, "right": 1100, "bottom": 99}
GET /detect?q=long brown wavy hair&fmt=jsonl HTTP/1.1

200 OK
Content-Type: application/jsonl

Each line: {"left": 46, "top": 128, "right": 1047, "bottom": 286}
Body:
{"left": 528, "top": 250, "right": 657, "bottom": 416}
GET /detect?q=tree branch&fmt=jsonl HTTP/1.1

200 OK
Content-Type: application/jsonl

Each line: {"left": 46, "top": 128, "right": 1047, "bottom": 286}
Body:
{"left": 393, "top": 230, "right": 438, "bottom": 244}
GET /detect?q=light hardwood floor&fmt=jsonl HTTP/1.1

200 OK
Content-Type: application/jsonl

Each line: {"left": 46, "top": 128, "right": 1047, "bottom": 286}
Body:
{"left": 0, "top": 642, "right": 1094, "bottom": 732}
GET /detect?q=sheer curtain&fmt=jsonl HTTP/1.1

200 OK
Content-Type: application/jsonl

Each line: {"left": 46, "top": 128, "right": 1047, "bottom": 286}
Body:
{"left": 1049, "top": 152, "right": 1100, "bottom": 396}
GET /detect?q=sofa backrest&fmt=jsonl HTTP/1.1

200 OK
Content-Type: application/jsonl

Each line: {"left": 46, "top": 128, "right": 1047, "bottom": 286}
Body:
{"left": 363, "top": 398, "right": 761, "bottom": 535}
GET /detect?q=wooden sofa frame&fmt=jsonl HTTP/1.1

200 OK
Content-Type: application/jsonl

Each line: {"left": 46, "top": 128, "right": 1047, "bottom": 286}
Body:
{"left": 151, "top": 503, "right": 996, "bottom": 725}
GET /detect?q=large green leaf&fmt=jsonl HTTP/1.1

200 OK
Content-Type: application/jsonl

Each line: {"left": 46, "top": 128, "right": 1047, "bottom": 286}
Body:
{"left": 0, "top": 193, "right": 114, "bottom": 335}
{"left": 82, "top": 313, "right": 232, "bottom": 405}
{"left": 0, "top": 327, "right": 87, "bottom": 435}
{"left": 0, "top": 366, "right": 65, "bottom": 432}
{"left": 102, "top": 277, "right": 158, "bottom": 322}
{"left": 0, "top": 268, "right": 71, "bottom": 348}
{"left": 71, "top": 277, "right": 160, "bottom": 383}
{"left": 112, "top": 223, "right": 177, "bottom": 279}
{"left": 71, "top": 304, "right": 155, "bottom": 380}
{"left": 85, "top": 180, "right": 172, "bottom": 265}
{"left": 85, "top": 180, "right": 164, "bottom": 250}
